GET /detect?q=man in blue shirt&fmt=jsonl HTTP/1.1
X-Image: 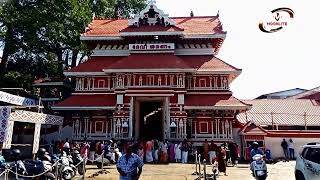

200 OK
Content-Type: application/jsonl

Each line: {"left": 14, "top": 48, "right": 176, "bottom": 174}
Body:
{"left": 117, "top": 145, "right": 144, "bottom": 180}
{"left": 250, "top": 142, "right": 264, "bottom": 161}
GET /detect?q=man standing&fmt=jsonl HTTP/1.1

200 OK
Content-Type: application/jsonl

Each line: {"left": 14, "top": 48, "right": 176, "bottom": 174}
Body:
{"left": 288, "top": 139, "right": 295, "bottom": 160}
{"left": 63, "top": 138, "right": 70, "bottom": 155}
{"left": 181, "top": 139, "right": 189, "bottom": 164}
{"left": 117, "top": 145, "right": 144, "bottom": 180}
{"left": 203, "top": 139, "right": 209, "bottom": 162}
{"left": 208, "top": 140, "right": 217, "bottom": 164}
{"left": 281, "top": 139, "right": 289, "bottom": 161}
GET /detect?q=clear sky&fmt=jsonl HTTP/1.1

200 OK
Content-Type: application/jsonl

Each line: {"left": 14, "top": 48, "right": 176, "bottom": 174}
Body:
{"left": 156, "top": 0, "right": 320, "bottom": 99}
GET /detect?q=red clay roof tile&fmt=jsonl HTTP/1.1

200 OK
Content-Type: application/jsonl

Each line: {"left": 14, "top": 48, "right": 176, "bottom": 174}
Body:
{"left": 83, "top": 16, "right": 224, "bottom": 37}
{"left": 55, "top": 94, "right": 116, "bottom": 107}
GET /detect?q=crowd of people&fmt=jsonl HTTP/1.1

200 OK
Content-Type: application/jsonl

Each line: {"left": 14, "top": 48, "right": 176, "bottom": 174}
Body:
{"left": 41, "top": 137, "right": 240, "bottom": 176}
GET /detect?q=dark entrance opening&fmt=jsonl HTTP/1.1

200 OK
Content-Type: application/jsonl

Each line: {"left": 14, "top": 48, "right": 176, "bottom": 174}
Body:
{"left": 139, "top": 101, "right": 163, "bottom": 140}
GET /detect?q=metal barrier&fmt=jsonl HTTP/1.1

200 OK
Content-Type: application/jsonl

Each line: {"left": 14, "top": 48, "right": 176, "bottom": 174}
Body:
{"left": 192, "top": 153, "right": 218, "bottom": 180}
{"left": 88, "top": 151, "right": 110, "bottom": 178}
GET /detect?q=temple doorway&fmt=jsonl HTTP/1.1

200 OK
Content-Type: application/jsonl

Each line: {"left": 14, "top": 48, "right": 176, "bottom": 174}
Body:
{"left": 134, "top": 98, "right": 165, "bottom": 140}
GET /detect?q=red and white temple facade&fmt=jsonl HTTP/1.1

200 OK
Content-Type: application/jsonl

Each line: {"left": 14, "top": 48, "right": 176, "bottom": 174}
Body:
{"left": 53, "top": 1, "right": 251, "bottom": 142}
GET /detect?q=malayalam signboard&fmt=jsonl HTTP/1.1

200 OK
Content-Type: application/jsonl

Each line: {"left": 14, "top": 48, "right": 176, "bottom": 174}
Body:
{"left": 129, "top": 43, "right": 175, "bottom": 51}
{"left": 0, "top": 91, "right": 38, "bottom": 106}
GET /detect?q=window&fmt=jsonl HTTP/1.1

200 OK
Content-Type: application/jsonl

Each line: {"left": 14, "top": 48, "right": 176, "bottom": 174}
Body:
{"left": 117, "top": 94, "right": 124, "bottom": 105}
{"left": 178, "top": 94, "right": 184, "bottom": 105}
{"left": 304, "top": 148, "right": 320, "bottom": 164}
{"left": 95, "top": 121, "right": 104, "bottom": 133}
{"left": 97, "top": 80, "right": 105, "bottom": 89}
{"left": 199, "top": 122, "right": 208, "bottom": 133}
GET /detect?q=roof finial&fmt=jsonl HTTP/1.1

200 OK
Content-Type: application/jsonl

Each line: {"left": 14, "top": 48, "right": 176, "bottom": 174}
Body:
{"left": 217, "top": 10, "right": 220, "bottom": 17}
{"left": 190, "top": 10, "right": 194, "bottom": 17}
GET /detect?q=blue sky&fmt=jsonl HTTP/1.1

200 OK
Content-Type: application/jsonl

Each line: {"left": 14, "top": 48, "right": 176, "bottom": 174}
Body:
{"left": 156, "top": 0, "right": 320, "bottom": 99}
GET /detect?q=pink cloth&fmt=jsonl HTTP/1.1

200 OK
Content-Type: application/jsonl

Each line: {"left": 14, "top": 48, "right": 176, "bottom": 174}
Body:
{"left": 80, "top": 144, "right": 90, "bottom": 158}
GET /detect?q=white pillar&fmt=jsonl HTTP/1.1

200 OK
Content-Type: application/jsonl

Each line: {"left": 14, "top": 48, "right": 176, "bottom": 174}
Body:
{"left": 222, "top": 120, "right": 225, "bottom": 139}
{"left": 33, "top": 123, "right": 41, "bottom": 154}
{"left": 129, "top": 97, "right": 134, "bottom": 138}
{"left": 72, "top": 121, "right": 75, "bottom": 138}
{"left": 194, "top": 120, "right": 197, "bottom": 139}
{"left": 165, "top": 97, "right": 170, "bottom": 139}
{"left": 112, "top": 118, "right": 116, "bottom": 138}
{"left": 79, "top": 120, "right": 82, "bottom": 138}
{"left": 211, "top": 120, "right": 214, "bottom": 139}
{"left": 216, "top": 119, "right": 220, "bottom": 138}
{"left": 183, "top": 118, "right": 187, "bottom": 138}
{"left": 230, "top": 122, "right": 233, "bottom": 139}
{"left": 3, "top": 121, "right": 14, "bottom": 149}
{"left": 89, "top": 121, "right": 92, "bottom": 138}
{"left": 176, "top": 118, "right": 179, "bottom": 138}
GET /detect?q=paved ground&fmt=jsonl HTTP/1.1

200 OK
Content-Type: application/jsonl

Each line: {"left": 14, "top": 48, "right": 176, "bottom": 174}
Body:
{"left": 76, "top": 161, "right": 295, "bottom": 180}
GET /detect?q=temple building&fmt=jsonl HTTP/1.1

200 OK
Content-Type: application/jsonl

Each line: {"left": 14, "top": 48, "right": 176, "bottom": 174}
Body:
{"left": 52, "top": 1, "right": 251, "bottom": 143}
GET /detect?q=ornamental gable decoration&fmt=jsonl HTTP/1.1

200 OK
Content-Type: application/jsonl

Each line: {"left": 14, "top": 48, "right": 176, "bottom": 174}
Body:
{"left": 128, "top": 0, "right": 176, "bottom": 27}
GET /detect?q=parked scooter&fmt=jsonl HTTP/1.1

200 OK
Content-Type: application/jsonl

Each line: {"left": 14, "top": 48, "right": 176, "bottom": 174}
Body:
{"left": 251, "top": 154, "right": 268, "bottom": 180}
{"left": 6, "top": 149, "right": 28, "bottom": 180}
{"left": 71, "top": 149, "right": 84, "bottom": 175}
{"left": 56, "top": 151, "right": 76, "bottom": 180}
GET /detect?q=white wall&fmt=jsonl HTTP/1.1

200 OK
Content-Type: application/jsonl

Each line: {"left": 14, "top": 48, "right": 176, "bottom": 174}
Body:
{"left": 40, "top": 125, "right": 73, "bottom": 143}
{"left": 264, "top": 137, "right": 319, "bottom": 159}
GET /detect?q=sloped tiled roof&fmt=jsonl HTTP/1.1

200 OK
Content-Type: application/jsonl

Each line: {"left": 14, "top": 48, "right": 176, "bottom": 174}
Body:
{"left": 182, "top": 55, "right": 241, "bottom": 72}
{"left": 237, "top": 99, "right": 320, "bottom": 126}
{"left": 185, "top": 94, "right": 251, "bottom": 110}
{"left": 67, "top": 57, "right": 122, "bottom": 72}
{"left": 83, "top": 16, "right": 224, "bottom": 37}
{"left": 54, "top": 94, "right": 116, "bottom": 107}
{"left": 105, "top": 54, "right": 191, "bottom": 70}
{"left": 65, "top": 55, "right": 240, "bottom": 74}
{"left": 287, "top": 86, "right": 320, "bottom": 100}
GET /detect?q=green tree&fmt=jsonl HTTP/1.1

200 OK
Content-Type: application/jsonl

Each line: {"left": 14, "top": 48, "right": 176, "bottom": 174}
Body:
{"left": 0, "top": 0, "right": 146, "bottom": 89}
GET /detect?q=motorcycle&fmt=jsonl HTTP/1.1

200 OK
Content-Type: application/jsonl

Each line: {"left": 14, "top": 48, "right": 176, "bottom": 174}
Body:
{"left": 5, "top": 149, "right": 28, "bottom": 180}
{"left": 251, "top": 154, "right": 268, "bottom": 180}
{"left": 71, "top": 150, "right": 84, "bottom": 175}
{"left": 56, "top": 152, "right": 76, "bottom": 180}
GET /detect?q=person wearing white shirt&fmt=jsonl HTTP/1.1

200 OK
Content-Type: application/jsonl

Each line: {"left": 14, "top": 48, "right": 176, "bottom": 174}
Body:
{"left": 63, "top": 138, "right": 71, "bottom": 154}
{"left": 288, "top": 139, "right": 295, "bottom": 160}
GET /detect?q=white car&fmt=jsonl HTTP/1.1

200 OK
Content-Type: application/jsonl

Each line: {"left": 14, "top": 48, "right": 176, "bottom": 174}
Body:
{"left": 295, "top": 143, "right": 320, "bottom": 180}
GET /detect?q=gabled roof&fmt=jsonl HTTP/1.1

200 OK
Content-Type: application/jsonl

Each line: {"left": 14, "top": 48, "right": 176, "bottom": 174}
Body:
{"left": 237, "top": 99, "right": 320, "bottom": 126}
{"left": 256, "top": 88, "right": 307, "bottom": 99}
{"left": 65, "top": 56, "right": 122, "bottom": 75}
{"left": 185, "top": 94, "right": 251, "bottom": 110}
{"left": 287, "top": 86, "right": 320, "bottom": 99}
{"left": 64, "top": 55, "right": 241, "bottom": 76}
{"left": 82, "top": 16, "right": 225, "bottom": 37}
{"left": 103, "top": 54, "right": 193, "bottom": 72}
{"left": 52, "top": 94, "right": 116, "bottom": 110}
{"left": 182, "top": 55, "right": 241, "bottom": 73}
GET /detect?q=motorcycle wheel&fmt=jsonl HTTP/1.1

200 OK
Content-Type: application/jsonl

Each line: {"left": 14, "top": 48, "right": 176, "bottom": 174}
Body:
{"left": 97, "top": 162, "right": 102, "bottom": 169}
{"left": 63, "top": 170, "right": 75, "bottom": 180}
{"left": 256, "top": 175, "right": 267, "bottom": 180}
{"left": 78, "top": 164, "right": 84, "bottom": 175}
